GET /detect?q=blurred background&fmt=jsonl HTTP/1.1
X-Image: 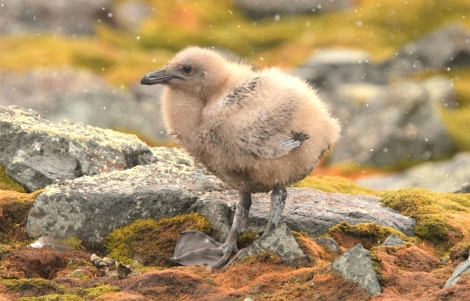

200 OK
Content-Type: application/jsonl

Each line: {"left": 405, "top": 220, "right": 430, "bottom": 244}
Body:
{"left": 1, "top": 0, "right": 470, "bottom": 191}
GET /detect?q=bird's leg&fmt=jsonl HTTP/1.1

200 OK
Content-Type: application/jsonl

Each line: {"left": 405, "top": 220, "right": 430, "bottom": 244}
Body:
{"left": 262, "top": 186, "right": 287, "bottom": 237}
{"left": 210, "top": 191, "right": 252, "bottom": 269}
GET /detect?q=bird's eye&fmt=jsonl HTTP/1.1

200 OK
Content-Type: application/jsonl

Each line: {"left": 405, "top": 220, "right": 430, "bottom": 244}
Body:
{"left": 182, "top": 65, "right": 193, "bottom": 74}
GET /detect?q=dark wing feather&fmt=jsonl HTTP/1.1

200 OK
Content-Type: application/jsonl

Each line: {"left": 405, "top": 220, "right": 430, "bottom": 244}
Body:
{"left": 237, "top": 101, "right": 309, "bottom": 159}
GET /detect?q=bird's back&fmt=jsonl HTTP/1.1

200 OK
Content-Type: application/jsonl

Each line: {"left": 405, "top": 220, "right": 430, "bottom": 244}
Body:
{"left": 192, "top": 68, "right": 340, "bottom": 192}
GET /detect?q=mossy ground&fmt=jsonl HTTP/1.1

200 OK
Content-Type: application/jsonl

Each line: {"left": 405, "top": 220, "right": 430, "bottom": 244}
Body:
{"left": 327, "top": 221, "right": 415, "bottom": 249}
{"left": 294, "top": 175, "right": 379, "bottom": 195}
{"left": 104, "top": 213, "right": 213, "bottom": 266}
{"left": 0, "top": 189, "right": 42, "bottom": 243}
{"left": 0, "top": 165, "right": 25, "bottom": 193}
{"left": 381, "top": 188, "right": 470, "bottom": 254}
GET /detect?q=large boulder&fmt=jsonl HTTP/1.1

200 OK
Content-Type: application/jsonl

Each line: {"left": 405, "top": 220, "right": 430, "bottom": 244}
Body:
{"left": 356, "top": 152, "right": 470, "bottom": 192}
{"left": 327, "top": 80, "right": 454, "bottom": 167}
{"left": 0, "top": 105, "right": 154, "bottom": 191}
{"left": 25, "top": 147, "right": 415, "bottom": 248}
{"left": 0, "top": 0, "right": 112, "bottom": 35}
{"left": 381, "top": 24, "right": 470, "bottom": 77}
{"left": 291, "top": 48, "right": 387, "bottom": 90}
{"left": 0, "top": 69, "right": 169, "bottom": 142}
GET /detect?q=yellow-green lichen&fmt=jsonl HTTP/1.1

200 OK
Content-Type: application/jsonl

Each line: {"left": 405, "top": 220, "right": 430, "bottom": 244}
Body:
{"left": 104, "top": 213, "right": 213, "bottom": 266}
{"left": 293, "top": 175, "right": 379, "bottom": 195}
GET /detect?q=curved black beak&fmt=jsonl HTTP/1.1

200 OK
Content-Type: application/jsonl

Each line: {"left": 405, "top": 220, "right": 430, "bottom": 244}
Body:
{"left": 140, "top": 69, "right": 183, "bottom": 85}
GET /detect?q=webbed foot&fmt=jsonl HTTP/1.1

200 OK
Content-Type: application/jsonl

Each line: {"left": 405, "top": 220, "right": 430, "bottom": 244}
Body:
{"left": 170, "top": 230, "right": 238, "bottom": 268}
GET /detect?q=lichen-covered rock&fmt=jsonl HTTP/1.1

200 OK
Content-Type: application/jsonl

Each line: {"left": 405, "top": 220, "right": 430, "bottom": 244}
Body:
{"left": 328, "top": 81, "right": 454, "bottom": 167}
{"left": 291, "top": 48, "right": 387, "bottom": 90}
{"left": 233, "top": 223, "right": 308, "bottom": 266}
{"left": 25, "top": 155, "right": 414, "bottom": 248}
{"left": 0, "top": 105, "right": 154, "bottom": 191}
{"left": 0, "top": 0, "right": 111, "bottom": 35}
{"left": 381, "top": 24, "right": 470, "bottom": 77}
{"left": 0, "top": 69, "right": 169, "bottom": 142}
{"left": 25, "top": 158, "right": 223, "bottom": 247}
{"left": 332, "top": 244, "right": 381, "bottom": 296}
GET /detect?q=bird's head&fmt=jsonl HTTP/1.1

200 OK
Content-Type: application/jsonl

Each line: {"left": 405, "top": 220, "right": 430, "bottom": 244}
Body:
{"left": 141, "top": 47, "right": 229, "bottom": 100}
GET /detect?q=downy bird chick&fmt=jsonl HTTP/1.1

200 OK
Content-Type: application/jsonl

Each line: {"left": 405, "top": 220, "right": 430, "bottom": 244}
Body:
{"left": 141, "top": 47, "right": 340, "bottom": 269}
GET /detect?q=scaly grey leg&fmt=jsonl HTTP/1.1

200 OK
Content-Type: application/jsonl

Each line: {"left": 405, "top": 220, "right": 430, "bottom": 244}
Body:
{"left": 210, "top": 191, "right": 252, "bottom": 269}
{"left": 262, "top": 186, "right": 287, "bottom": 237}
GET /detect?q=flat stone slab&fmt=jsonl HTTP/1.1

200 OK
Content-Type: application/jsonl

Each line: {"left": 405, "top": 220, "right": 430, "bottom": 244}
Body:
{"left": 26, "top": 160, "right": 415, "bottom": 248}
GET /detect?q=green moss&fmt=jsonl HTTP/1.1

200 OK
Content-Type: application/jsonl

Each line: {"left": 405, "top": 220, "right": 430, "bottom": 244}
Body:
{"left": 380, "top": 188, "right": 469, "bottom": 252}
{"left": 328, "top": 221, "right": 413, "bottom": 246}
{"left": 79, "top": 284, "right": 120, "bottom": 298}
{"left": 0, "top": 189, "right": 42, "bottom": 243}
{"left": 381, "top": 188, "right": 470, "bottom": 217}
{"left": 293, "top": 175, "right": 379, "bottom": 195}
{"left": 237, "top": 231, "right": 258, "bottom": 249}
{"left": 0, "top": 165, "right": 26, "bottom": 192}
{"left": 105, "top": 213, "right": 213, "bottom": 266}
{"left": 414, "top": 214, "right": 451, "bottom": 241}
{"left": 369, "top": 248, "right": 385, "bottom": 286}
{"left": 1, "top": 278, "right": 66, "bottom": 295}
{"left": 450, "top": 241, "right": 470, "bottom": 261}
{"left": 18, "top": 295, "right": 82, "bottom": 301}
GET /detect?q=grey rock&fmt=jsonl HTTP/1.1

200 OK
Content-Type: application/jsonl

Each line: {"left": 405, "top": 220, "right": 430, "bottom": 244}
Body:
{"left": 291, "top": 48, "right": 387, "bottom": 90}
{"left": 382, "top": 234, "right": 405, "bottom": 246}
{"left": 233, "top": 223, "right": 308, "bottom": 266}
{"left": 0, "top": 69, "right": 169, "bottom": 143}
{"left": 113, "top": 1, "right": 151, "bottom": 33}
{"left": 328, "top": 81, "right": 454, "bottom": 167}
{"left": 90, "top": 254, "right": 115, "bottom": 268}
{"left": 315, "top": 237, "right": 340, "bottom": 254}
{"left": 234, "top": 0, "right": 352, "bottom": 18}
{"left": 26, "top": 157, "right": 415, "bottom": 247}
{"left": 455, "top": 183, "right": 470, "bottom": 193}
{"left": 381, "top": 24, "right": 470, "bottom": 77}
{"left": 444, "top": 256, "right": 470, "bottom": 287}
{"left": 356, "top": 152, "right": 470, "bottom": 192}
{"left": 332, "top": 244, "right": 381, "bottom": 296}
{"left": 26, "top": 156, "right": 223, "bottom": 247}
{"left": 0, "top": 105, "right": 153, "bottom": 191}
{"left": 0, "top": 0, "right": 112, "bottom": 35}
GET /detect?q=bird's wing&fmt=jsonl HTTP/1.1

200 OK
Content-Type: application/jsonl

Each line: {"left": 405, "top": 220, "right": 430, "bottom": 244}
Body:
{"left": 236, "top": 101, "right": 310, "bottom": 159}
